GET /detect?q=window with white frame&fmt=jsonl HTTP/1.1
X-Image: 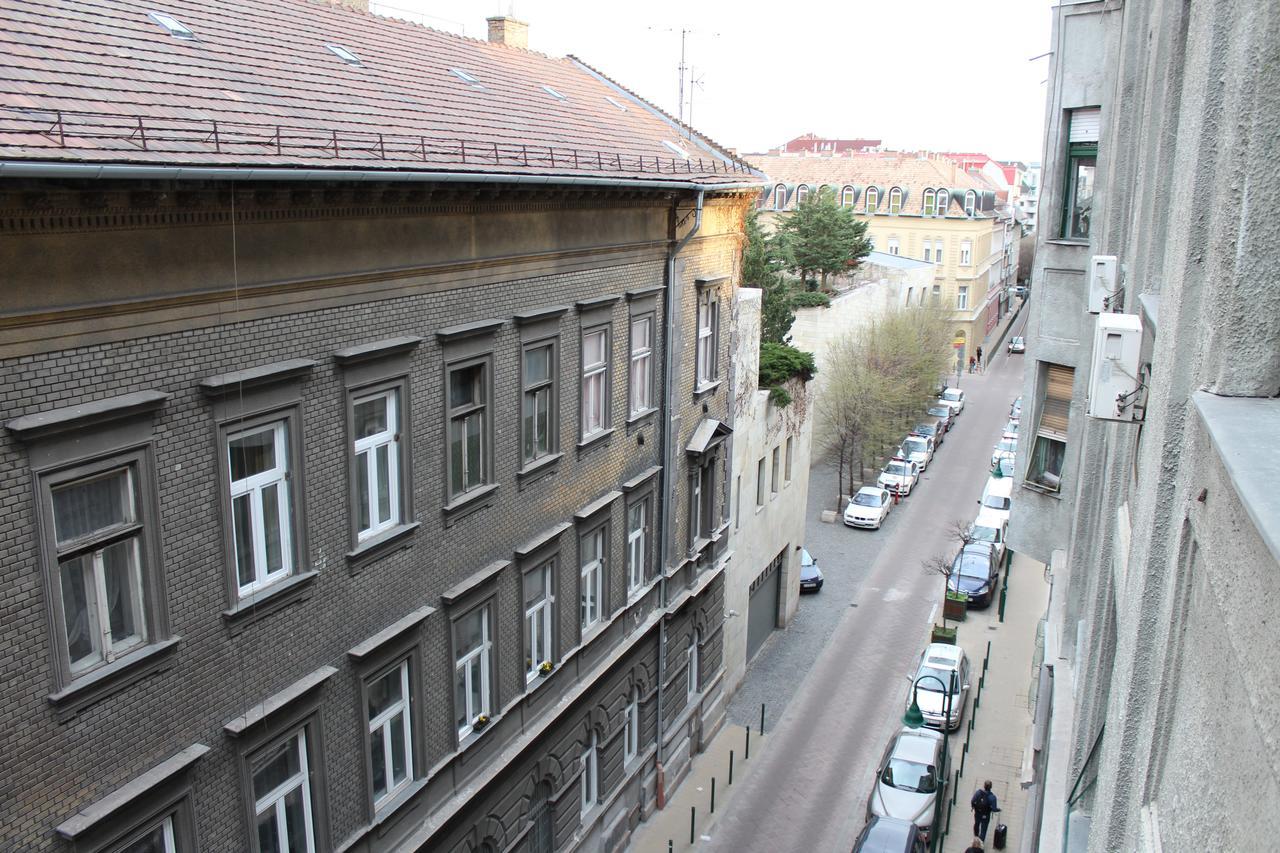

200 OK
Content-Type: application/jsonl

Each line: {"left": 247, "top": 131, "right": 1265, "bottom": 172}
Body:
{"left": 1028, "top": 364, "right": 1074, "bottom": 492}
{"left": 367, "top": 660, "right": 412, "bottom": 809}
{"left": 580, "top": 527, "right": 605, "bottom": 632}
{"left": 1064, "top": 108, "right": 1099, "bottom": 239}
{"left": 841, "top": 186, "right": 855, "bottom": 207}
{"left": 623, "top": 688, "right": 639, "bottom": 765}
{"left": 353, "top": 390, "right": 400, "bottom": 541}
{"left": 447, "top": 362, "right": 488, "bottom": 498}
{"left": 864, "top": 187, "right": 879, "bottom": 213}
{"left": 932, "top": 285, "right": 942, "bottom": 305}
{"left": 887, "top": 237, "right": 900, "bottom": 255}
{"left": 454, "top": 605, "right": 492, "bottom": 737}
{"left": 580, "top": 733, "right": 598, "bottom": 817}
{"left": 785, "top": 437, "right": 794, "bottom": 483}
{"left": 960, "top": 240, "right": 972, "bottom": 266}
{"left": 629, "top": 315, "right": 653, "bottom": 415}
{"left": 934, "top": 239, "right": 944, "bottom": 261}
{"left": 756, "top": 458, "right": 766, "bottom": 506}
{"left": 773, "top": 184, "right": 787, "bottom": 210}
{"left": 906, "top": 287, "right": 914, "bottom": 307}
{"left": 936, "top": 190, "right": 948, "bottom": 216}
{"left": 627, "top": 500, "right": 647, "bottom": 595}
{"left": 888, "top": 187, "right": 903, "bottom": 214}
{"left": 686, "top": 630, "right": 700, "bottom": 701}
{"left": 228, "top": 421, "right": 294, "bottom": 596}
{"left": 524, "top": 562, "right": 554, "bottom": 681}
{"left": 964, "top": 191, "right": 977, "bottom": 217}
{"left": 581, "top": 328, "right": 609, "bottom": 438}
{"left": 796, "top": 185, "right": 809, "bottom": 205}
{"left": 522, "top": 342, "right": 556, "bottom": 466}
{"left": 957, "top": 286, "right": 970, "bottom": 310}
{"left": 923, "top": 244, "right": 932, "bottom": 262}
{"left": 696, "top": 288, "right": 719, "bottom": 387}
{"left": 920, "top": 288, "right": 927, "bottom": 306}
{"left": 771, "top": 446, "right": 781, "bottom": 494}
{"left": 689, "top": 462, "right": 714, "bottom": 546}
{"left": 114, "top": 816, "right": 177, "bottom": 853}
{"left": 922, "top": 188, "right": 936, "bottom": 217}
{"left": 251, "top": 730, "right": 317, "bottom": 853}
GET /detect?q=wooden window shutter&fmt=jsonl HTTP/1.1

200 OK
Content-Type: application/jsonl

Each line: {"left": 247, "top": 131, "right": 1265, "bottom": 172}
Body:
{"left": 1039, "top": 364, "right": 1074, "bottom": 438}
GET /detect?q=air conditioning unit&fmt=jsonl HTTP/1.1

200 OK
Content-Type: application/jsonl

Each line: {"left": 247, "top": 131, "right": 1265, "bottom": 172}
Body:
{"left": 1087, "top": 313, "right": 1143, "bottom": 421}
{"left": 1088, "top": 255, "right": 1118, "bottom": 314}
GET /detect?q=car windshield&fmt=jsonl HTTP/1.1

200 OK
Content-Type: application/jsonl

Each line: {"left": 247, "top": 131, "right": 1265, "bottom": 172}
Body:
{"left": 983, "top": 495, "right": 1012, "bottom": 510}
{"left": 913, "top": 424, "right": 935, "bottom": 435}
{"left": 854, "top": 492, "right": 883, "bottom": 507}
{"left": 885, "top": 462, "right": 910, "bottom": 477}
{"left": 915, "top": 665, "right": 958, "bottom": 692}
{"left": 970, "top": 525, "right": 999, "bottom": 543}
{"left": 956, "top": 554, "right": 989, "bottom": 578}
{"left": 903, "top": 439, "right": 926, "bottom": 454}
{"left": 928, "top": 407, "right": 950, "bottom": 418}
{"left": 882, "top": 757, "right": 936, "bottom": 793}
{"left": 1013, "top": 337, "right": 1024, "bottom": 345}
{"left": 942, "top": 389, "right": 962, "bottom": 402}
{"left": 1005, "top": 421, "right": 1019, "bottom": 433}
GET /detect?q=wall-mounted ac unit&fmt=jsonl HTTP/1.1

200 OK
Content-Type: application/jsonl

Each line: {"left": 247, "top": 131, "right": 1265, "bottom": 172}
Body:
{"left": 1088, "top": 255, "right": 1118, "bottom": 313}
{"left": 1087, "top": 313, "right": 1143, "bottom": 421}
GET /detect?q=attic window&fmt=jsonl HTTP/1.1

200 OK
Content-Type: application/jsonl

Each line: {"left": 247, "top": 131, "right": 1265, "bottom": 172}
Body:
{"left": 542, "top": 85, "right": 568, "bottom": 101}
{"left": 148, "top": 11, "right": 195, "bottom": 40}
{"left": 662, "top": 140, "right": 690, "bottom": 160}
{"left": 604, "top": 96, "right": 628, "bottom": 113}
{"left": 326, "top": 44, "right": 363, "bottom": 66}
{"left": 451, "top": 68, "right": 483, "bottom": 88}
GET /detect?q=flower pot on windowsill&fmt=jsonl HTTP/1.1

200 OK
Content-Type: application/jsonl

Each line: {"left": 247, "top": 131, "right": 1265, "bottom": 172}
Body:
{"left": 931, "top": 624, "right": 958, "bottom": 645}
{"left": 472, "top": 715, "right": 490, "bottom": 731}
{"left": 943, "top": 591, "right": 969, "bottom": 622}
{"left": 538, "top": 661, "right": 554, "bottom": 677}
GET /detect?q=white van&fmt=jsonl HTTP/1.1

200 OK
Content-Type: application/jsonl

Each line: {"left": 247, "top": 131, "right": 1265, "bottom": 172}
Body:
{"left": 979, "top": 475, "right": 1013, "bottom": 523}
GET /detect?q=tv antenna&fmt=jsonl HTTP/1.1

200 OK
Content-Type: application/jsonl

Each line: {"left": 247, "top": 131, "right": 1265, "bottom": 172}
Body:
{"left": 647, "top": 27, "right": 720, "bottom": 136}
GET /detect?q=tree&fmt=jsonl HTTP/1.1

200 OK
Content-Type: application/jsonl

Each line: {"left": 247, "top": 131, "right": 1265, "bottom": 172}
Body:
{"left": 774, "top": 187, "right": 872, "bottom": 291}
{"left": 741, "top": 207, "right": 795, "bottom": 344}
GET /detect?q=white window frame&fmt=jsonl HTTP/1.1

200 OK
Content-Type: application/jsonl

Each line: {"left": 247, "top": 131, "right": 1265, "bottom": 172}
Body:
{"left": 353, "top": 389, "right": 401, "bottom": 542}
{"left": 960, "top": 240, "right": 972, "bottom": 266}
{"left": 696, "top": 289, "right": 719, "bottom": 387}
{"left": 888, "top": 187, "right": 903, "bottom": 215}
{"left": 580, "top": 527, "right": 605, "bottom": 632}
{"left": 117, "top": 815, "right": 177, "bottom": 852}
{"left": 957, "top": 286, "right": 970, "bottom": 310}
{"left": 964, "top": 191, "right": 977, "bottom": 217}
{"left": 887, "top": 237, "right": 900, "bottom": 256}
{"left": 623, "top": 688, "right": 639, "bottom": 765}
{"left": 627, "top": 500, "right": 647, "bottom": 595}
{"left": 525, "top": 563, "right": 554, "bottom": 682}
{"left": 228, "top": 421, "right": 294, "bottom": 596}
{"left": 796, "top": 185, "right": 810, "bottom": 205}
{"left": 936, "top": 191, "right": 948, "bottom": 216}
{"left": 580, "top": 733, "right": 599, "bottom": 817}
{"left": 447, "top": 360, "right": 488, "bottom": 499}
{"left": 252, "top": 730, "right": 317, "bottom": 853}
{"left": 923, "top": 188, "right": 936, "bottom": 217}
{"left": 454, "top": 606, "right": 492, "bottom": 738}
{"left": 865, "top": 187, "right": 879, "bottom": 213}
{"left": 773, "top": 184, "right": 787, "bottom": 210}
{"left": 935, "top": 239, "right": 944, "bottom": 262}
{"left": 629, "top": 315, "right": 653, "bottom": 416}
{"left": 521, "top": 342, "right": 556, "bottom": 466}
{"left": 785, "top": 437, "right": 794, "bottom": 483}
{"left": 368, "top": 660, "right": 413, "bottom": 809}
{"left": 581, "top": 328, "right": 609, "bottom": 438}
{"left": 756, "top": 458, "right": 766, "bottom": 507}
{"left": 686, "top": 631, "right": 700, "bottom": 701}
{"left": 771, "top": 446, "right": 781, "bottom": 495}
{"left": 841, "top": 186, "right": 855, "bottom": 207}
{"left": 923, "top": 244, "right": 932, "bottom": 262}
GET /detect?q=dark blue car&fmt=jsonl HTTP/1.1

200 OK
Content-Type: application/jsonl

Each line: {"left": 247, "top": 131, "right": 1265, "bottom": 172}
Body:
{"left": 947, "top": 542, "right": 998, "bottom": 608}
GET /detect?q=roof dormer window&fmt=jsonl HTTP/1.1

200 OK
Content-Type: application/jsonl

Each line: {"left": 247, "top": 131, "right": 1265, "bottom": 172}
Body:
{"left": 888, "top": 187, "right": 903, "bottom": 215}
{"left": 964, "top": 190, "right": 977, "bottom": 217}
{"left": 326, "top": 44, "right": 362, "bottom": 66}
{"left": 148, "top": 11, "right": 195, "bottom": 40}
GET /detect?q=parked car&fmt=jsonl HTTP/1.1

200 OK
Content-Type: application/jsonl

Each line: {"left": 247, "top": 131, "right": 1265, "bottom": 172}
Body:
{"left": 878, "top": 458, "right": 920, "bottom": 497}
{"left": 925, "top": 405, "right": 954, "bottom": 433}
{"left": 938, "top": 387, "right": 965, "bottom": 415}
{"left": 900, "top": 435, "right": 935, "bottom": 471}
{"left": 979, "top": 475, "right": 1014, "bottom": 522}
{"left": 1008, "top": 335, "right": 1026, "bottom": 354}
{"left": 910, "top": 422, "right": 942, "bottom": 447}
{"left": 799, "top": 548, "right": 824, "bottom": 593}
{"left": 867, "top": 727, "right": 948, "bottom": 833}
{"left": 1002, "top": 419, "right": 1020, "bottom": 439}
{"left": 850, "top": 816, "right": 927, "bottom": 853}
{"left": 845, "top": 486, "right": 893, "bottom": 530}
{"left": 947, "top": 542, "right": 999, "bottom": 608}
{"left": 968, "top": 512, "right": 1009, "bottom": 568}
{"left": 990, "top": 437, "right": 1018, "bottom": 469}
{"left": 1009, "top": 396, "right": 1023, "bottom": 420}
{"left": 908, "top": 644, "right": 970, "bottom": 731}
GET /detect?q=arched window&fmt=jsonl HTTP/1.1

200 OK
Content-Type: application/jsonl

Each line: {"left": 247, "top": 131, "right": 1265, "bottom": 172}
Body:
{"left": 922, "top": 188, "right": 936, "bottom": 217}
{"left": 888, "top": 187, "right": 903, "bottom": 215}
{"left": 686, "top": 629, "right": 701, "bottom": 701}
{"left": 529, "top": 783, "right": 554, "bottom": 853}
{"left": 796, "top": 185, "right": 810, "bottom": 205}
{"left": 936, "top": 190, "right": 948, "bottom": 216}
{"left": 773, "top": 184, "right": 787, "bottom": 210}
{"left": 864, "top": 187, "right": 879, "bottom": 213}
{"left": 817, "top": 184, "right": 832, "bottom": 200}
{"left": 964, "top": 190, "right": 977, "bottom": 217}
{"left": 841, "top": 186, "right": 856, "bottom": 207}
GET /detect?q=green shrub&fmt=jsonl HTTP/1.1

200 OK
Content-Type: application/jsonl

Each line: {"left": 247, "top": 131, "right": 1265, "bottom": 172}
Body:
{"left": 758, "top": 342, "right": 816, "bottom": 407}
{"left": 789, "top": 291, "right": 831, "bottom": 309}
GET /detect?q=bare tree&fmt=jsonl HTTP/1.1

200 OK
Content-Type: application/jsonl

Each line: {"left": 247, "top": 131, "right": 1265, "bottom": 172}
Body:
{"left": 922, "top": 553, "right": 958, "bottom": 629}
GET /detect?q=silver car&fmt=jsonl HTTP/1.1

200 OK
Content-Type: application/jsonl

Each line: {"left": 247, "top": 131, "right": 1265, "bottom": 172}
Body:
{"left": 867, "top": 727, "right": 948, "bottom": 833}
{"left": 908, "top": 643, "right": 970, "bottom": 731}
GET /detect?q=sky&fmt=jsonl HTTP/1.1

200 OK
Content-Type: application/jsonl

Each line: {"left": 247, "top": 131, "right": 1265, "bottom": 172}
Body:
{"left": 369, "top": 0, "right": 1055, "bottom": 163}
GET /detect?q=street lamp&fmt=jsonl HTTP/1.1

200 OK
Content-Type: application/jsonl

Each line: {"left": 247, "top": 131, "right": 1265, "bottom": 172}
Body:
{"left": 903, "top": 671, "right": 959, "bottom": 853}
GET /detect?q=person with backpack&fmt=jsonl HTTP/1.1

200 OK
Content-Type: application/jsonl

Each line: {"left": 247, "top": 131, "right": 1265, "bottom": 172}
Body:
{"left": 964, "top": 839, "right": 984, "bottom": 853}
{"left": 971, "top": 780, "right": 1001, "bottom": 841}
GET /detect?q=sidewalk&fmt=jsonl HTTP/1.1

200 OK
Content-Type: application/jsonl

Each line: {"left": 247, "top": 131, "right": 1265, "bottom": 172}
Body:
{"left": 628, "top": 724, "right": 768, "bottom": 852}
{"left": 940, "top": 551, "right": 1049, "bottom": 852}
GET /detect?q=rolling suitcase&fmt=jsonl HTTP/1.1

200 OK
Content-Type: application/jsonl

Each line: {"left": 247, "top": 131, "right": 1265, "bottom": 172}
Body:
{"left": 992, "top": 822, "right": 1008, "bottom": 849}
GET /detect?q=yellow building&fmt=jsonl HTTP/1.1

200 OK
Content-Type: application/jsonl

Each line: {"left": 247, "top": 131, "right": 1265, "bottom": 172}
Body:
{"left": 750, "top": 151, "right": 1016, "bottom": 370}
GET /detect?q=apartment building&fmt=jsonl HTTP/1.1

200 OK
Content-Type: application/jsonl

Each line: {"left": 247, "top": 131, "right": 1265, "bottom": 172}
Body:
{"left": 0, "top": 2, "right": 764, "bottom": 851}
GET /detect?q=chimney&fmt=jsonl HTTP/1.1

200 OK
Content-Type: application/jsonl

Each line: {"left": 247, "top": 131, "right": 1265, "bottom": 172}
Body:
{"left": 487, "top": 16, "right": 529, "bottom": 49}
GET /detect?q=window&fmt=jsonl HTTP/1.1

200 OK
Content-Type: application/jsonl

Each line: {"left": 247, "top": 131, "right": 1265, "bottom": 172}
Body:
{"left": 580, "top": 527, "right": 605, "bottom": 632}
{"left": 960, "top": 241, "right": 972, "bottom": 266}
{"left": 905, "top": 287, "right": 913, "bottom": 306}
{"left": 841, "top": 186, "right": 855, "bottom": 207}
{"left": 447, "top": 361, "right": 488, "bottom": 498}
{"left": 796, "top": 185, "right": 810, "bottom": 205}
{"left": 932, "top": 285, "right": 942, "bottom": 305}
{"left": 686, "top": 630, "right": 701, "bottom": 701}
{"left": 887, "top": 237, "right": 900, "bottom": 256}
{"left": 326, "top": 44, "right": 362, "bottom": 66}
{"left": 934, "top": 239, "right": 944, "bottom": 262}
{"left": 689, "top": 463, "right": 714, "bottom": 545}
{"left": 367, "top": 660, "right": 412, "bottom": 809}
{"left": 1064, "top": 108, "right": 1100, "bottom": 239}
{"left": 785, "top": 437, "right": 794, "bottom": 483}
{"left": 629, "top": 315, "right": 654, "bottom": 415}
{"left": 580, "top": 733, "right": 598, "bottom": 817}
{"left": 352, "top": 390, "right": 401, "bottom": 541}
{"left": 623, "top": 688, "right": 640, "bottom": 765}
{"left": 148, "top": 12, "right": 195, "bottom": 40}
{"left": 1029, "top": 364, "right": 1074, "bottom": 492}
{"left": 627, "top": 500, "right": 647, "bottom": 595}
{"left": 922, "top": 188, "right": 936, "bottom": 217}
{"left": 957, "top": 287, "right": 969, "bottom": 310}
{"left": 251, "top": 731, "right": 317, "bottom": 853}
{"left": 114, "top": 816, "right": 177, "bottom": 852}
{"left": 923, "top": 244, "right": 932, "bottom": 262}
{"left": 864, "top": 187, "right": 879, "bottom": 213}
{"left": 888, "top": 187, "right": 903, "bottom": 214}
{"left": 964, "top": 190, "right": 977, "bottom": 217}
{"left": 454, "top": 605, "right": 492, "bottom": 737}
{"left": 773, "top": 184, "right": 787, "bottom": 209}
{"left": 935, "top": 191, "right": 948, "bottom": 216}
{"left": 756, "top": 458, "right": 766, "bottom": 507}
{"left": 529, "top": 785, "right": 554, "bottom": 853}
{"left": 771, "top": 446, "right": 781, "bottom": 494}
{"left": 522, "top": 342, "right": 557, "bottom": 465}
{"left": 228, "top": 421, "right": 294, "bottom": 596}
{"left": 524, "top": 562, "right": 554, "bottom": 681}
{"left": 581, "top": 328, "right": 610, "bottom": 439}
{"left": 696, "top": 288, "right": 719, "bottom": 386}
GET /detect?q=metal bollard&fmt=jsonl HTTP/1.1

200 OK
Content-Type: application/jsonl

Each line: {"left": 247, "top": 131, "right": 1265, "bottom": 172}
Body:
{"left": 690, "top": 807, "right": 696, "bottom": 844}
{"left": 745, "top": 727, "right": 751, "bottom": 761}
{"left": 669, "top": 842, "right": 673, "bottom": 853}
{"left": 711, "top": 777, "right": 716, "bottom": 814}
{"left": 760, "top": 703, "right": 766, "bottom": 736}
{"left": 729, "top": 750, "right": 734, "bottom": 785}
{"left": 999, "top": 584, "right": 1008, "bottom": 622}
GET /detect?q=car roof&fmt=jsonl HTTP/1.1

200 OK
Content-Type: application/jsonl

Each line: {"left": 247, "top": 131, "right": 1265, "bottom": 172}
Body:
{"left": 856, "top": 816, "right": 920, "bottom": 853}
{"left": 984, "top": 476, "right": 1014, "bottom": 497}
{"left": 893, "top": 730, "right": 942, "bottom": 763}
{"left": 973, "top": 510, "right": 1006, "bottom": 529}
{"left": 962, "top": 542, "right": 995, "bottom": 556}
{"left": 857, "top": 486, "right": 886, "bottom": 496}
{"left": 923, "top": 643, "right": 962, "bottom": 664}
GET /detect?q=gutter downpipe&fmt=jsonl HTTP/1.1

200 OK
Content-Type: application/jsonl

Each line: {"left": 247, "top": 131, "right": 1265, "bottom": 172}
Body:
{"left": 654, "top": 188, "right": 703, "bottom": 809}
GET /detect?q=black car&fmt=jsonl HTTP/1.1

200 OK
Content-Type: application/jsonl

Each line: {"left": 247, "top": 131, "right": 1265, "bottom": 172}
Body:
{"left": 947, "top": 542, "right": 999, "bottom": 608}
{"left": 925, "top": 405, "right": 953, "bottom": 433}
{"left": 851, "top": 816, "right": 927, "bottom": 853}
{"left": 799, "top": 548, "right": 824, "bottom": 593}
{"left": 911, "top": 420, "right": 944, "bottom": 446}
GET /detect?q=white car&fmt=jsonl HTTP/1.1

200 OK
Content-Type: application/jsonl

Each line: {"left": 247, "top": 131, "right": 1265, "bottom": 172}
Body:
{"left": 969, "top": 511, "right": 1009, "bottom": 568}
{"left": 909, "top": 643, "right": 970, "bottom": 731}
{"left": 1010, "top": 396, "right": 1023, "bottom": 421}
{"left": 900, "top": 435, "right": 935, "bottom": 471}
{"left": 878, "top": 458, "right": 920, "bottom": 497}
{"left": 938, "top": 387, "right": 965, "bottom": 415}
{"left": 991, "top": 438, "right": 1017, "bottom": 468}
{"left": 979, "top": 474, "right": 1014, "bottom": 522}
{"left": 1008, "top": 335, "right": 1026, "bottom": 354}
{"left": 1002, "top": 419, "right": 1020, "bottom": 439}
{"left": 867, "top": 727, "right": 947, "bottom": 830}
{"left": 845, "top": 486, "right": 893, "bottom": 529}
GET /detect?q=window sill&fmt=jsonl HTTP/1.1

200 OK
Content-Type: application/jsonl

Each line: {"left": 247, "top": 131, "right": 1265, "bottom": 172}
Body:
{"left": 1021, "top": 480, "right": 1063, "bottom": 498}
{"left": 517, "top": 452, "right": 563, "bottom": 489}
{"left": 627, "top": 408, "right": 658, "bottom": 429}
{"left": 693, "top": 380, "right": 722, "bottom": 400}
{"left": 443, "top": 483, "right": 499, "bottom": 526}
{"left": 1044, "top": 238, "right": 1090, "bottom": 247}
{"left": 577, "top": 428, "right": 615, "bottom": 454}
{"left": 222, "top": 570, "right": 319, "bottom": 633}
{"left": 48, "top": 637, "right": 180, "bottom": 722}
{"left": 346, "top": 522, "right": 420, "bottom": 573}
{"left": 371, "top": 777, "right": 428, "bottom": 829}
{"left": 456, "top": 711, "right": 503, "bottom": 754}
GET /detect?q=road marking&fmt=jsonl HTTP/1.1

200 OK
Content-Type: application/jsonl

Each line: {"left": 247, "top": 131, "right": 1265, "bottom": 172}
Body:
{"left": 882, "top": 588, "right": 909, "bottom": 602}
{"left": 927, "top": 602, "right": 938, "bottom": 624}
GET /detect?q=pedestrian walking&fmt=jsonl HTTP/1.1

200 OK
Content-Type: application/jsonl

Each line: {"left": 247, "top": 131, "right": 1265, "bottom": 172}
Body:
{"left": 970, "top": 780, "right": 1001, "bottom": 841}
{"left": 976, "top": 346, "right": 984, "bottom": 371}
{"left": 964, "top": 839, "right": 984, "bottom": 853}
{"left": 968, "top": 355, "right": 976, "bottom": 374}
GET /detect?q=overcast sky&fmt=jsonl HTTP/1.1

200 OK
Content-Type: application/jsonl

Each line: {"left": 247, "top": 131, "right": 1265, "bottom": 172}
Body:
{"left": 370, "top": 0, "right": 1055, "bottom": 163}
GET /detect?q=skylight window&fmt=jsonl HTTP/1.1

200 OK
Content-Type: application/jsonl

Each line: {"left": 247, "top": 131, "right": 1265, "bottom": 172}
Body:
{"left": 326, "top": 44, "right": 363, "bottom": 66}
{"left": 662, "top": 140, "right": 691, "bottom": 160}
{"left": 604, "top": 96, "right": 629, "bottom": 113}
{"left": 148, "top": 11, "right": 195, "bottom": 40}
{"left": 542, "top": 85, "right": 568, "bottom": 101}
{"left": 450, "top": 68, "right": 483, "bottom": 88}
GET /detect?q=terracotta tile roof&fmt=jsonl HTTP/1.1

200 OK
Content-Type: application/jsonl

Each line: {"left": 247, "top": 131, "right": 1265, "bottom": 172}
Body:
{"left": 748, "top": 152, "right": 996, "bottom": 217}
{"left": 0, "top": 0, "right": 759, "bottom": 185}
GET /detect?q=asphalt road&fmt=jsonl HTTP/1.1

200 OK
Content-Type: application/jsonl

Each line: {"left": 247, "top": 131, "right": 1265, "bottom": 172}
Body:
{"left": 709, "top": 312, "right": 1028, "bottom": 853}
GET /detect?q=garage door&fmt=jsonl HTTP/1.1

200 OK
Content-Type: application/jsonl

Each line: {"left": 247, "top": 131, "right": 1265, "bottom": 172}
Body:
{"left": 747, "top": 549, "right": 785, "bottom": 661}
